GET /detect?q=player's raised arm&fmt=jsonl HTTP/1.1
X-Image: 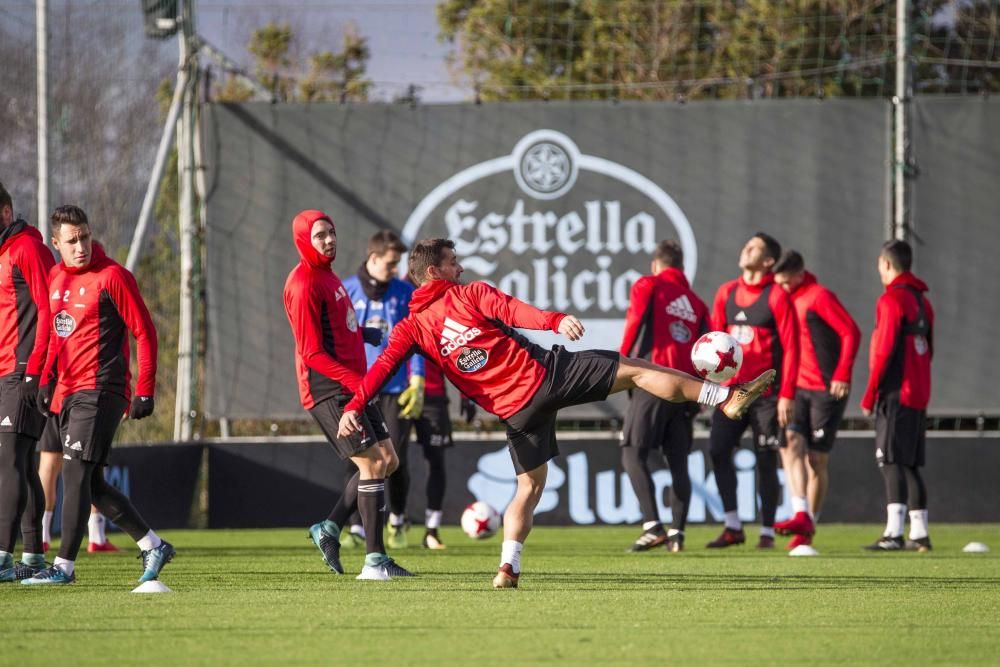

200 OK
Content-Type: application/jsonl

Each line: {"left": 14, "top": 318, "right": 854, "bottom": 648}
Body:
{"left": 465, "top": 281, "right": 569, "bottom": 335}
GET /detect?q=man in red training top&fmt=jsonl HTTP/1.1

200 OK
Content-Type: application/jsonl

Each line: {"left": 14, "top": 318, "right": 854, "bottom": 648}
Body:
{"left": 283, "top": 209, "right": 413, "bottom": 580}
{"left": 773, "top": 250, "right": 860, "bottom": 550}
{"left": 860, "top": 240, "right": 934, "bottom": 552}
{"left": 618, "top": 240, "right": 710, "bottom": 554}
{"left": 22, "top": 205, "right": 171, "bottom": 586}
{"left": 0, "top": 181, "right": 52, "bottom": 582}
{"left": 706, "top": 232, "right": 799, "bottom": 550}
{"left": 339, "top": 239, "right": 775, "bottom": 589}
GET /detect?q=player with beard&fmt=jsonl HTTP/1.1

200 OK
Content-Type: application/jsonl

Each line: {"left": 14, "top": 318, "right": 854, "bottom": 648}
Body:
{"left": 338, "top": 239, "right": 775, "bottom": 588}
{"left": 706, "top": 232, "right": 799, "bottom": 550}
{"left": 618, "top": 240, "right": 709, "bottom": 553}
{"left": 773, "top": 250, "right": 861, "bottom": 550}
{"left": 0, "top": 182, "right": 51, "bottom": 582}
{"left": 284, "top": 210, "right": 413, "bottom": 580}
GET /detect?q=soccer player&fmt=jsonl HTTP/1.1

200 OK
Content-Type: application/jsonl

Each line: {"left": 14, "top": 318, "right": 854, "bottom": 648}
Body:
{"left": 860, "top": 240, "right": 934, "bottom": 552}
{"left": 411, "top": 358, "right": 456, "bottom": 550}
{"left": 343, "top": 230, "right": 425, "bottom": 550}
{"left": 22, "top": 205, "right": 173, "bottom": 585}
{"left": 618, "top": 240, "right": 709, "bottom": 553}
{"left": 283, "top": 210, "right": 412, "bottom": 580}
{"left": 0, "top": 182, "right": 51, "bottom": 582}
{"left": 706, "top": 233, "right": 799, "bottom": 550}
{"left": 772, "top": 250, "right": 861, "bottom": 550}
{"left": 338, "top": 239, "right": 775, "bottom": 588}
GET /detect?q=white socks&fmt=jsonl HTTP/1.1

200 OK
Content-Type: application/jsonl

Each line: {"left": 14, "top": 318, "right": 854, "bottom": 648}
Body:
{"left": 667, "top": 528, "right": 682, "bottom": 538}
{"left": 759, "top": 526, "right": 775, "bottom": 538}
{"left": 642, "top": 520, "right": 659, "bottom": 532}
{"left": 350, "top": 524, "right": 366, "bottom": 538}
{"left": 425, "top": 510, "right": 442, "bottom": 530}
{"left": 885, "top": 503, "right": 907, "bottom": 537}
{"left": 136, "top": 530, "right": 162, "bottom": 552}
{"left": 88, "top": 512, "right": 106, "bottom": 544}
{"left": 791, "top": 496, "right": 808, "bottom": 514}
{"left": 389, "top": 513, "right": 405, "bottom": 529}
{"left": 909, "top": 509, "right": 929, "bottom": 540}
{"left": 698, "top": 382, "right": 730, "bottom": 407}
{"left": 42, "top": 511, "right": 53, "bottom": 543}
{"left": 53, "top": 557, "right": 74, "bottom": 576}
{"left": 500, "top": 540, "right": 523, "bottom": 574}
{"left": 724, "top": 510, "right": 741, "bottom": 530}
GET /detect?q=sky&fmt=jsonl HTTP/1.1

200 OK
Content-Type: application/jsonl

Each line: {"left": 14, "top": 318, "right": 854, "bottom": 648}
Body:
{"left": 193, "top": 0, "right": 470, "bottom": 102}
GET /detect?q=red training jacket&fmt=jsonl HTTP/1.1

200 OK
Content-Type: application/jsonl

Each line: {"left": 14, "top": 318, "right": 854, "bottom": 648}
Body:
{"left": 861, "top": 272, "right": 934, "bottom": 411}
{"left": 787, "top": 272, "right": 861, "bottom": 391}
{"left": 421, "top": 357, "right": 447, "bottom": 398}
{"left": 345, "top": 280, "right": 566, "bottom": 420}
{"left": 619, "top": 267, "right": 709, "bottom": 375}
{"left": 711, "top": 273, "right": 799, "bottom": 399}
{"left": 0, "top": 221, "right": 55, "bottom": 377}
{"left": 283, "top": 210, "right": 367, "bottom": 410}
{"left": 41, "top": 242, "right": 157, "bottom": 414}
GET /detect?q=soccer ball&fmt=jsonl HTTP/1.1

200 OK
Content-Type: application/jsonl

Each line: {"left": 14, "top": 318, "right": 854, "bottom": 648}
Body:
{"left": 461, "top": 501, "right": 501, "bottom": 539}
{"left": 691, "top": 331, "right": 743, "bottom": 383}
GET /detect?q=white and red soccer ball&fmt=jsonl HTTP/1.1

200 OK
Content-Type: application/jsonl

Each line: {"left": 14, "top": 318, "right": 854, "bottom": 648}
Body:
{"left": 461, "top": 501, "right": 501, "bottom": 539}
{"left": 691, "top": 331, "right": 743, "bottom": 383}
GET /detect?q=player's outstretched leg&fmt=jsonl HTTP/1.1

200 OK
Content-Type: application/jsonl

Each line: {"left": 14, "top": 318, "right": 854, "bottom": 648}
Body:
{"left": 611, "top": 357, "right": 775, "bottom": 421}
{"left": 493, "top": 464, "right": 547, "bottom": 589}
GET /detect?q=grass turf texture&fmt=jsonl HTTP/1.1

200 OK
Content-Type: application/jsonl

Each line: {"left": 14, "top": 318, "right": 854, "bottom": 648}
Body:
{"left": 6, "top": 524, "right": 999, "bottom": 666}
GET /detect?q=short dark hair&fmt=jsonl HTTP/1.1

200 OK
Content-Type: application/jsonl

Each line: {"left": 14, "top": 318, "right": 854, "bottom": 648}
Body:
{"left": 408, "top": 238, "right": 455, "bottom": 286}
{"left": 881, "top": 239, "right": 912, "bottom": 271}
{"left": 0, "top": 181, "right": 11, "bottom": 212}
{"left": 753, "top": 232, "right": 782, "bottom": 263}
{"left": 773, "top": 249, "right": 805, "bottom": 275}
{"left": 653, "top": 239, "right": 683, "bottom": 269}
{"left": 51, "top": 205, "right": 89, "bottom": 232}
{"left": 368, "top": 229, "right": 407, "bottom": 258}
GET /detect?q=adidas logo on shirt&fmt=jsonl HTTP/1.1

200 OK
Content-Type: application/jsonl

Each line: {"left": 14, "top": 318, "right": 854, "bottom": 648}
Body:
{"left": 665, "top": 295, "right": 698, "bottom": 323}
{"left": 439, "top": 317, "right": 482, "bottom": 356}
{"left": 735, "top": 311, "right": 748, "bottom": 322}
{"left": 0, "top": 416, "right": 11, "bottom": 427}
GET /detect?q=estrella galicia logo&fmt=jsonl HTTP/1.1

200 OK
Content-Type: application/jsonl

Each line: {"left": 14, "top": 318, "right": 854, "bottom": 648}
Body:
{"left": 54, "top": 311, "right": 76, "bottom": 338}
{"left": 455, "top": 346, "right": 488, "bottom": 373}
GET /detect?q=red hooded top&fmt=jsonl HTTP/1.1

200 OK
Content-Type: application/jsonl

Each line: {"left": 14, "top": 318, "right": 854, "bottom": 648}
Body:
{"left": 711, "top": 272, "right": 799, "bottom": 400}
{"left": 41, "top": 242, "right": 157, "bottom": 413}
{"left": 282, "top": 210, "right": 367, "bottom": 410}
{"left": 619, "top": 266, "right": 709, "bottom": 375}
{"left": 861, "top": 272, "right": 934, "bottom": 411}
{"left": 787, "top": 272, "right": 861, "bottom": 391}
{"left": 345, "top": 280, "right": 566, "bottom": 420}
{"left": 0, "top": 221, "right": 55, "bottom": 377}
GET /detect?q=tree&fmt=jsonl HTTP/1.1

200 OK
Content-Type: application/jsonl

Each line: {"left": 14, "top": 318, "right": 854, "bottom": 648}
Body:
{"left": 436, "top": 0, "right": 999, "bottom": 100}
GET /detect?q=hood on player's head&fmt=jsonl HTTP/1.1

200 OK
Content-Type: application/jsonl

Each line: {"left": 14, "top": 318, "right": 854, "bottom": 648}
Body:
{"left": 293, "top": 209, "right": 336, "bottom": 269}
{"left": 407, "top": 238, "right": 462, "bottom": 287}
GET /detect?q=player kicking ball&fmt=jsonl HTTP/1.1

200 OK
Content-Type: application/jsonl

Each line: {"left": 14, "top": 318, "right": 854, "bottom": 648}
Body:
{"left": 338, "top": 239, "right": 775, "bottom": 589}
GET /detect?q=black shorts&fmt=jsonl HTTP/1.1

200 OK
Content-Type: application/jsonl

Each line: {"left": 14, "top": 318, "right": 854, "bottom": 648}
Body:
{"left": 620, "top": 388, "right": 696, "bottom": 457}
{"left": 310, "top": 395, "right": 390, "bottom": 460}
{"left": 36, "top": 417, "right": 62, "bottom": 453}
{"left": 503, "top": 346, "right": 619, "bottom": 474}
{"left": 0, "top": 373, "right": 45, "bottom": 439}
{"left": 787, "top": 389, "right": 847, "bottom": 453}
{"left": 414, "top": 396, "right": 453, "bottom": 449}
{"left": 875, "top": 392, "right": 926, "bottom": 467}
{"left": 377, "top": 393, "right": 412, "bottom": 452}
{"left": 710, "top": 394, "right": 782, "bottom": 453}
{"left": 59, "top": 390, "right": 129, "bottom": 465}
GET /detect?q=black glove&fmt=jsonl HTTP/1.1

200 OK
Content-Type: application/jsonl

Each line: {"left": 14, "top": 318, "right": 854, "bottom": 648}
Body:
{"left": 19, "top": 374, "right": 39, "bottom": 406}
{"left": 129, "top": 395, "right": 155, "bottom": 420}
{"left": 36, "top": 384, "right": 53, "bottom": 417}
{"left": 460, "top": 397, "right": 477, "bottom": 423}
{"left": 362, "top": 327, "right": 383, "bottom": 346}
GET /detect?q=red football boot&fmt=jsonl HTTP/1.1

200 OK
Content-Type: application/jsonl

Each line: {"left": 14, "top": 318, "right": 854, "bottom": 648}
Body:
{"left": 774, "top": 511, "right": 815, "bottom": 536}
{"left": 787, "top": 533, "right": 813, "bottom": 550}
{"left": 706, "top": 527, "right": 746, "bottom": 548}
{"left": 492, "top": 563, "right": 519, "bottom": 589}
{"left": 87, "top": 540, "right": 121, "bottom": 553}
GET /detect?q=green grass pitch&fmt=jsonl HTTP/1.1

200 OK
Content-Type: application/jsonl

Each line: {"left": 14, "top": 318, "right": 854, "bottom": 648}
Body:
{"left": 6, "top": 524, "right": 999, "bottom": 666}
